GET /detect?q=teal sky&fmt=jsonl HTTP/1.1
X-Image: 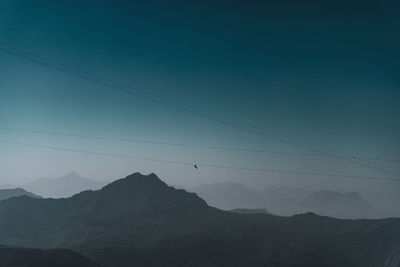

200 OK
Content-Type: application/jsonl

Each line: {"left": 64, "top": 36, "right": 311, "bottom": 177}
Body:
{"left": 0, "top": 0, "right": 399, "bottom": 193}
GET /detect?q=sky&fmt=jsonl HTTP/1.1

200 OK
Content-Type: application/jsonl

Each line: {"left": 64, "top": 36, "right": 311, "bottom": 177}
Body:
{"left": 0, "top": 0, "right": 399, "bottom": 193}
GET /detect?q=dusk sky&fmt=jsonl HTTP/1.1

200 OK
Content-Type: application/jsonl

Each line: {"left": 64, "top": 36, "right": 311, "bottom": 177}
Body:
{"left": 0, "top": 0, "right": 399, "bottom": 193}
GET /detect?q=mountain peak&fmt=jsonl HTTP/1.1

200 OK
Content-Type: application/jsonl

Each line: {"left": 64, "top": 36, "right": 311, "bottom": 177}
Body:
{"left": 99, "top": 172, "right": 208, "bottom": 210}
{"left": 103, "top": 172, "right": 167, "bottom": 191}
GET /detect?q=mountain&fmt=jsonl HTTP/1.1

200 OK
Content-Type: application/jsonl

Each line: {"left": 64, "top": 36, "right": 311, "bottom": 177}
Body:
{"left": 267, "top": 190, "right": 392, "bottom": 219}
{"left": 0, "top": 188, "right": 41, "bottom": 202}
{"left": 23, "top": 172, "right": 105, "bottom": 198}
{"left": 360, "top": 191, "right": 400, "bottom": 217}
{"left": 191, "top": 182, "right": 265, "bottom": 210}
{"left": 298, "top": 191, "right": 390, "bottom": 219}
{"left": 0, "top": 245, "right": 103, "bottom": 267}
{"left": 261, "top": 185, "right": 312, "bottom": 203}
{"left": 0, "top": 183, "right": 16, "bottom": 189}
{"left": 0, "top": 172, "right": 398, "bottom": 267}
{"left": 192, "top": 182, "right": 393, "bottom": 219}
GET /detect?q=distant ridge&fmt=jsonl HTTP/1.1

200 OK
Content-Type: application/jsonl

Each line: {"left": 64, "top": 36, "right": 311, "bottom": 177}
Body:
{"left": 296, "top": 190, "right": 390, "bottom": 219}
{"left": 0, "top": 188, "right": 41, "bottom": 202}
{"left": 192, "top": 182, "right": 393, "bottom": 219}
{"left": 23, "top": 172, "right": 105, "bottom": 198}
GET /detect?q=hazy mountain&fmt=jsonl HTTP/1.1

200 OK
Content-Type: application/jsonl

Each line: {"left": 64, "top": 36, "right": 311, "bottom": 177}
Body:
{"left": 0, "top": 245, "right": 103, "bottom": 267}
{"left": 0, "top": 183, "right": 16, "bottom": 189}
{"left": 261, "top": 185, "right": 312, "bottom": 203}
{"left": 0, "top": 188, "right": 41, "bottom": 202}
{"left": 191, "top": 182, "right": 265, "bottom": 210}
{"left": 360, "top": 191, "right": 400, "bottom": 217}
{"left": 192, "top": 182, "right": 393, "bottom": 219}
{"left": 23, "top": 172, "right": 105, "bottom": 198}
{"left": 267, "top": 190, "right": 393, "bottom": 219}
{"left": 267, "top": 191, "right": 393, "bottom": 219}
{"left": 299, "top": 191, "right": 390, "bottom": 219}
{"left": 0, "top": 172, "right": 398, "bottom": 267}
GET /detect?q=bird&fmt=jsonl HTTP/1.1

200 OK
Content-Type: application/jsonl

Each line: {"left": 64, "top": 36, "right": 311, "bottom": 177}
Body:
{"left": 194, "top": 164, "right": 198, "bottom": 169}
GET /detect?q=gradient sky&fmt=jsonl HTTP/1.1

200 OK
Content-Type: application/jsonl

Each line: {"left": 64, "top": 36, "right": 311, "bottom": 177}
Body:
{"left": 0, "top": 0, "right": 399, "bottom": 193}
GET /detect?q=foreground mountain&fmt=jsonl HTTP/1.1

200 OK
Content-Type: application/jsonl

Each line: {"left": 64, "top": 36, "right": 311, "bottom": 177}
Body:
{"left": 0, "top": 172, "right": 398, "bottom": 267}
{"left": 0, "top": 188, "right": 41, "bottom": 202}
{"left": 23, "top": 172, "right": 105, "bottom": 198}
{"left": 0, "top": 245, "right": 103, "bottom": 267}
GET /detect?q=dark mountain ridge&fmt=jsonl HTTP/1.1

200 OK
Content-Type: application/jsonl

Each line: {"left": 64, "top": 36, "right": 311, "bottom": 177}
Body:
{"left": 0, "top": 172, "right": 398, "bottom": 267}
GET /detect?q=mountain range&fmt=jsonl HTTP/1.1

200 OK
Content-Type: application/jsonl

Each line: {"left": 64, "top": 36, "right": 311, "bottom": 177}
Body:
{"left": 0, "top": 188, "right": 41, "bottom": 202}
{"left": 191, "top": 182, "right": 394, "bottom": 219}
{"left": 0, "top": 172, "right": 398, "bottom": 267}
{"left": 22, "top": 172, "right": 106, "bottom": 198}
{"left": 274, "top": 190, "right": 391, "bottom": 219}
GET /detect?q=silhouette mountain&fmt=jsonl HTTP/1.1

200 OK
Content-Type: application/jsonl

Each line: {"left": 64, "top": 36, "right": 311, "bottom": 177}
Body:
{"left": 0, "top": 245, "right": 103, "bottom": 267}
{"left": 0, "top": 188, "right": 41, "bottom": 202}
{"left": 0, "top": 172, "right": 398, "bottom": 267}
{"left": 23, "top": 171, "right": 105, "bottom": 198}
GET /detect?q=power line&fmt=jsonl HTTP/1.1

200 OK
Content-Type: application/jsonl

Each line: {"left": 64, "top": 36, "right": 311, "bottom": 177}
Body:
{"left": 0, "top": 126, "right": 399, "bottom": 163}
{"left": 0, "top": 42, "right": 397, "bottom": 175}
{"left": 0, "top": 139, "right": 398, "bottom": 182}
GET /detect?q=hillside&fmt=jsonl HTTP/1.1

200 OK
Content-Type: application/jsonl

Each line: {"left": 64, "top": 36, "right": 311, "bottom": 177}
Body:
{"left": 23, "top": 172, "right": 105, "bottom": 198}
{"left": 0, "top": 172, "right": 398, "bottom": 267}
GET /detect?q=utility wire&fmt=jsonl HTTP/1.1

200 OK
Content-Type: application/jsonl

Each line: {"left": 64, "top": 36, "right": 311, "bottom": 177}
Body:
{"left": 0, "top": 139, "right": 398, "bottom": 182}
{"left": 0, "top": 42, "right": 397, "bottom": 175}
{"left": 0, "top": 126, "right": 399, "bottom": 163}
